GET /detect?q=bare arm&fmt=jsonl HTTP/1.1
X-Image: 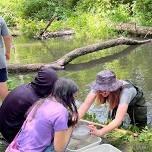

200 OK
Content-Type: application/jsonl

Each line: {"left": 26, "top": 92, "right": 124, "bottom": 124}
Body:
{"left": 78, "top": 91, "right": 96, "bottom": 119}
{"left": 54, "top": 127, "right": 73, "bottom": 152}
{"left": 89, "top": 104, "right": 128, "bottom": 136}
{"left": 3, "top": 35, "right": 12, "bottom": 60}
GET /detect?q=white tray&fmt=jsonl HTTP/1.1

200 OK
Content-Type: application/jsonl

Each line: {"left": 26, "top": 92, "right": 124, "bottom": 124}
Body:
{"left": 66, "top": 135, "right": 101, "bottom": 152}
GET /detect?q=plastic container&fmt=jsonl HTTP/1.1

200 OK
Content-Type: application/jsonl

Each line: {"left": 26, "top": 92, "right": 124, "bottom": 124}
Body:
{"left": 72, "top": 124, "right": 90, "bottom": 140}
{"left": 66, "top": 135, "right": 101, "bottom": 152}
{"left": 66, "top": 120, "right": 102, "bottom": 152}
{"left": 83, "top": 144, "right": 122, "bottom": 152}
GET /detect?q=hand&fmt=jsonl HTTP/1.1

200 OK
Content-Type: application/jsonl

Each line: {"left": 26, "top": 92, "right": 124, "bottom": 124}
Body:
{"left": 68, "top": 112, "right": 78, "bottom": 127}
{"left": 5, "top": 52, "right": 10, "bottom": 60}
{"left": 72, "top": 112, "right": 78, "bottom": 122}
{"left": 88, "top": 124, "right": 103, "bottom": 137}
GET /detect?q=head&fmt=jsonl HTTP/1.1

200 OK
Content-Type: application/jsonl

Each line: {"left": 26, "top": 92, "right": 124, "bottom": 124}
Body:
{"left": 52, "top": 78, "right": 79, "bottom": 126}
{"left": 91, "top": 70, "right": 123, "bottom": 109}
{"left": 52, "top": 78, "right": 78, "bottom": 111}
{"left": 27, "top": 77, "right": 78, "bottom": 126}
{"left": 31, "top": 67, "right": 58, "bottom": 97}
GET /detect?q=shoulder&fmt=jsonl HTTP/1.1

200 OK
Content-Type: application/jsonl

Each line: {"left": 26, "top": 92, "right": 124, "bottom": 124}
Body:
{"left": 43, "top": 100, "right": 68, "bottom": 125}
{"left": 9, "top": 84, "right": 30, "bottom": 96}
{"left": 119, "top": 82, "right": 137, "bottom": 104}
{"left": 45, "top": 99, "right": 68, "bottom": 115}
{"left": 121, "top": 80, "right": 137, "bottom": 94}
{"left": 4, "top": 84, "right": 37, "bottom": 104}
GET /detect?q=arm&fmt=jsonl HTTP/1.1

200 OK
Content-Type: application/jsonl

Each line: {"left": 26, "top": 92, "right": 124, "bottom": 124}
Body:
{"left": 3, "top": 35, "right": 12, "bottom": 60}
{"left": 89, "top": 104, "right": 128, "bottom": 136}
{"left": 1, "top": 17, "right": 12, "bottom": 60}
{"left": 78, "top": 91, "right": 96, "bottom": 119}
{"left": 54, "top": 127, "right": 73, "bottom": 152}
{"left": 89, "top": 86, "right": 136, "bottom": 136}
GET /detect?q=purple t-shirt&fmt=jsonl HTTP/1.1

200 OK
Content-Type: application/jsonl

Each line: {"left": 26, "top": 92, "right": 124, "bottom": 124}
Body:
{"left": 16, "top": 98, "right": 68, "bottom": 152}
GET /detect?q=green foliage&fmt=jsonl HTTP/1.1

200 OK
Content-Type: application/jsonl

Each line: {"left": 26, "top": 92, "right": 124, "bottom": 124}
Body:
{"left": 130, "top": 143, "right": 152, "bottom": 152}
{"left": 0, "top": 0, "right": 21, "bottom": 26}
{"left": 7, "top": 79, "right": 17, "bottom": 91}
{"left": 81, "top": 112, "right": 152, "bottom": 152}
{"left": 19, "top": 19, "right": 46, "bottom": 38}
{"left": 19, "top": 0, "right": 72, "bottom": 20}
{"left": 133, "top": 0, "right": 152, "bottom": 26}
{"left": 83, "top": 112, "right": 100, "bottom": 123}
{"left": 110, "top": 0, "right": 134, "bottom": 7}
{"left": 128, "top": 128, "right": 152, "bottom": 152}
{"left": 136, "top": 127, "right": 152, "bottom": 142}
{"left": 1, "top": 0, "right": 152, "bottom": 38}
{"left": 76, "top": 0, "right": 112, "bottom": 16}
{"left": 49, "top": 13, "right": 116, "bottom": 39}
{"left": 109, "top": 4, "right": 132, "bottom": 23}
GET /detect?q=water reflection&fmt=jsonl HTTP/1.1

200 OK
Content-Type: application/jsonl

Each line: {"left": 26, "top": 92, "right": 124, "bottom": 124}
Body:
{"left": 1, "top": 39, "right": 152, "bottom": 151}
{"left": 65, "top": 45, "right": 139, "bottom": 71}
{"left": 6, "top": 37, "right": 152, "bottom": 124}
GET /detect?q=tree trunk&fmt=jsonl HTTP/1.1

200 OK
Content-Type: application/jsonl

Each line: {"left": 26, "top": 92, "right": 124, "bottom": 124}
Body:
{"left": 114, "top": 23, "right": 152, "bottom": 38}
{"left": 38, "top": 14, "right": 57, "bottom": 38}
{"left": 8, "top": 37, "right": 151, "bottom": 73}
{"left": 56, "top": 37, "right": 151, "bottom": 66}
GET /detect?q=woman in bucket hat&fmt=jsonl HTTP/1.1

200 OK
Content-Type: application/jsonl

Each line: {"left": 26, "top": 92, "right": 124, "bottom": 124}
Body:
{"left": 78, "top": 70, "right": 147, "bottom": 137}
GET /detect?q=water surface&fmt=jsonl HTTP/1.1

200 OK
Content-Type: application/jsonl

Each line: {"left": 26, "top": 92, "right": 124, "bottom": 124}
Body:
{"left": 1, "top": 36, "right": 152, "bottom": 151}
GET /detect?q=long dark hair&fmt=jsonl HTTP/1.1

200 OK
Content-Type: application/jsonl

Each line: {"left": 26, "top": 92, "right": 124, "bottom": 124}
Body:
{"left": 52, "top": 78, "right": 78, "bottom": 112}
{"left": 27, "top": 78, "right": 79, "bottom": 126}
{"left": 52, "top": 78, "right": 79, "bottom": 126}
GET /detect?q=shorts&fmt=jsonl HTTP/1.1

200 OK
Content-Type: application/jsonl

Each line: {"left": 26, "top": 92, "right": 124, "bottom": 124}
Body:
{"left": 44, "top": 144, "right": 54, "bottom": 152}
{"left": 0, "top": 68, "right": 8, "bottom": 82}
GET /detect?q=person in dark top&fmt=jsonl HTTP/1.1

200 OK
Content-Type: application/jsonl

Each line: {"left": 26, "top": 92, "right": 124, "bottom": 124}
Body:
{"left": 0, "top": 67, "right": 58, "bottom": 142}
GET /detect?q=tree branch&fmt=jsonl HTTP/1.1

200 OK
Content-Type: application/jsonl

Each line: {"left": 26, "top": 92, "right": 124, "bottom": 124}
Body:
{"left": 8, "top": 37, "right": 151, "bottom": 73}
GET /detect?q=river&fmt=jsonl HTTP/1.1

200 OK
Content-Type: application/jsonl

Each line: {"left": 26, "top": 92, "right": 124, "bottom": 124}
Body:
{"left": 0, "top": 35, "right": 152, "bottom": 151}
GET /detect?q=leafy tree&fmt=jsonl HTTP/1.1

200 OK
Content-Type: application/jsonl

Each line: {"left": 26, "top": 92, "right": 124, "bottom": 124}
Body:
{"left": 133, "top": 0, "right": 152, "bottom": 26}
{"left": 19, "top": 0, "right": 73, "bottom": 20}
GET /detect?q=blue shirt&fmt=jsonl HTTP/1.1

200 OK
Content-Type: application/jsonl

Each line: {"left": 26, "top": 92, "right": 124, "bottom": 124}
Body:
{"left": 0, "top": 17, "right": 9, "bottom": 69}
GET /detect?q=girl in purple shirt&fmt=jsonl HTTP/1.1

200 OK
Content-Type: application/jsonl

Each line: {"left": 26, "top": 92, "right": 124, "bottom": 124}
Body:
{"left": 6, "top": 78, "right": 78, "bottom": 152}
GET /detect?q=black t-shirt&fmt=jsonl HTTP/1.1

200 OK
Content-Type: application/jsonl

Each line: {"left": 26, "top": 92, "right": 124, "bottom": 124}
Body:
{"left": 0, "top": 84, "right": 39, "bottom": 142}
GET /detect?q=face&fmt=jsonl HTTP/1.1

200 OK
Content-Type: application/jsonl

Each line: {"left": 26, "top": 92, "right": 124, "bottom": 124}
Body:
{"left": 99, "top": 91, "right": 110, "bottom": 97}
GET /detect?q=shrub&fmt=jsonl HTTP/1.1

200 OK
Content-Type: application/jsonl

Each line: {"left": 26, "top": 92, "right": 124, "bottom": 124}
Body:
{"left": 133, "top": 0, "right": 152, "bottom": 26}
{"left": 109, "top": 4, "right": 132, "bottom": 23}
{"left": 19, "top": 0, "right": 72, "bottom": 20}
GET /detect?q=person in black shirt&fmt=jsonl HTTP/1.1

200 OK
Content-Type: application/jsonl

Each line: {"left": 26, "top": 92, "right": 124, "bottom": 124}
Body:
{"left": 0, "top": 68, "right": 58, "bottom": 142}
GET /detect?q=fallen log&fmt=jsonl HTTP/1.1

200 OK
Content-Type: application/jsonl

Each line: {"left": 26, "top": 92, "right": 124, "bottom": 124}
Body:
{"left": 8, "top": 37, "right": 152, "bottom": 73}
{"left": 56, "top": 37, "right": 151, "bottom": 66}
{"left": 8, "top": 63, "right": 64, "bottom": 73}
{"left": 39, "top": 29, "right": 75, "bottom": 39}
{"left": 114, "top": 23, "right": 152, "bottom": 38}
